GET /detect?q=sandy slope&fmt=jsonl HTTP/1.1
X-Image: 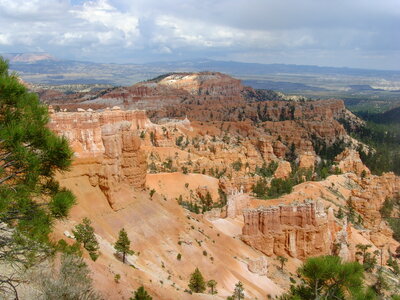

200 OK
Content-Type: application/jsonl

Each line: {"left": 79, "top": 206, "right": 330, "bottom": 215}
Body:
{"left": 146, "top": 172, "right": 220, "bottom": 202}
{"left": 53, "top": 174, "right": 282, "bottom": 299}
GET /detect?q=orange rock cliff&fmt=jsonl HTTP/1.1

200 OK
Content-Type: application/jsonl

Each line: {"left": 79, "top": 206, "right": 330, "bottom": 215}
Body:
{"left": 49, "top": 109, "right": 149, "bottom": 209}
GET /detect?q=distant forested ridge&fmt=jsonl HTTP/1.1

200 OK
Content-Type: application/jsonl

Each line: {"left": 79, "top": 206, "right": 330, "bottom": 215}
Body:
{"left": 341, "top": 106, "right": 400, "bottom": 175}
{"left": 356, "top": 106, "right": 400, "bottom": 124}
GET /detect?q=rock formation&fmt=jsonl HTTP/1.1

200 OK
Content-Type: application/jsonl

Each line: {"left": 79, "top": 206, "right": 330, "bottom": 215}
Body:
{"left": 242, "top": 202, "right": 341, "bottom": 259}
{"left": 49, "top": 110, "right": 149, "bottom": 209}
{"left": 248, "top": 256, "right": 268, "bottom": 276}
{"left": 335, "top": 148, "right": 370, "bottom": 176}
{"left": 298, "top": 152, "right": 316, "bottom": 170}
{"left": 350, "top": 172, "right": 400, "bottom": 247}
{"left": 37, "top": 71, "right": 400, "bottom": 299}
{"left": 274, "top": 161, "right": 292, "bottom": 179}
{"left": 157, "top": 72, "right": 242, "bottom": 97}
{"left": 227, "top": 193, "right": 251, "bottom": 218}
{"left": 42, "top": 72, "right": 361, "bottom": 169}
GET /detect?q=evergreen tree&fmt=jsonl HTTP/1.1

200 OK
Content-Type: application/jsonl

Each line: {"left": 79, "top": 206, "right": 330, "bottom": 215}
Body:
{"left": 207, "top": 279, "right": 218, "bottom": 295}
{"left": 276, "top": 255, "right": 288, "bottom": 270}
{"left": 204, "top": 191, "right": 213, "bottom": 208}
{"left": 387, "top": 254, "right": 400, "bottom": 275}
{"left": 256, "top": 161, "right": 278, "bottom": 178}
{"left": 114, "top": 228, "right": 134, "bottom": 263}
{"left": 72, "top": 217, "right": 100, "bottom": 261}
{"left": 0, "top": 56, "right": 75, "bottom": 298}
{"left": 130, "top": 286, "right": 152, "bottom": 300}
{"left": 336, "top": 207, "right": 345, "bottom": 219}
{"left": 371, "top": 270, "right": 389, "bottom": 296}
{"left": 356, "top": 244, "right": 378, "bottom": 272}
{"left": 267, "top": 178, "right": 293, "bottom": 198}
{"left": 356, "top": 244, "right": 372, "bottom": 264}
{"left": 232, "top": 281, "right": 245, "bottom": 300}
{"left": 252, "top": 178, "right": 268, "bottom": 198}
{"left": 285, "top": 142, "right": 297, "bottom": 162}
{"left": 347, "top": 197, "right": 357, "bottom": 223}
{"left": 0, "top": 57, "right": 74, "bottom": 227}
{"left": 282, "top": 255, "right": 368, "bottom": 300}
{"left": 188, "top": 267, "right": 206, "bottom": 293}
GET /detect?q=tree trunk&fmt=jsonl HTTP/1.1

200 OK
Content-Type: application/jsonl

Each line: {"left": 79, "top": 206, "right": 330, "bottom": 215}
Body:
{"left": 123, "top": 252, "right": 126, "bottom": 264}
{"left": 314, "top": 282, "right": 319, "bottom": 300}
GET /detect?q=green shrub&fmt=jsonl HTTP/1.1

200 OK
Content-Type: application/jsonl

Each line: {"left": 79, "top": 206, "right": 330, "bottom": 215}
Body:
{"left": 231, "top": 159, "right": 243, "bottom": 171}
{"left": 252, "top": 178, "right": 268, "bottom": 198}
{"left": 256, "top": 161, "right": 279, "bottom": 177}
{"left": 267, "top": 178, "right": 293, "bottom": 198}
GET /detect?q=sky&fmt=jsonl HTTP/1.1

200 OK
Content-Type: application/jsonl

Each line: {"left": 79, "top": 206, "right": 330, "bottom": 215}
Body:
{"left": 0, "top": 0, "right": 399, "bottom": 70}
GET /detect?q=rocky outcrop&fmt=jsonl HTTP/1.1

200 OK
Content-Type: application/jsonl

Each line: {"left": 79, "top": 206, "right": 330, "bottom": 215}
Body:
{"left": 335, "top": 149, "right": 370, "bottom": 176}
{"left": 242, "top": 202, "right": 341, "bottom": 259}
{"left": 257, "top": 138, "right": 277, "bottom": 162}
{"left": 272, "top": 141, "right": 287, "bottom": 159}
{"left": 334, "top": 214, "right": 353, "bottom": 262}
{"left": 298, "top": 152, "right": 316, "bottom": 170}
{"left": 227, "top": 193, "right": 251, "bottom": 218}
{"left": 274, "top": 161, "right": 292, "bottom": 179}
{"left": 248, "top": 256, "right": 268, "bottom": 276}
{"left": 350, "top": 173, "right": 400, "bottom": 247}
{"left": 157, "top": 72, "right": 243, "bottom": 97}
{"left": 49, "top": 109, "right": 148, "bottom": 209}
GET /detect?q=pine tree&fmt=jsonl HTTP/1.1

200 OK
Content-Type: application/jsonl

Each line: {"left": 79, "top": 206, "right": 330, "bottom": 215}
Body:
{"left": 188, "top": 267, "right": 206, "bottom": 293}
{"left": 114, "top": 228, "right": 134, "bottom": 263}
{"left": 130, "top": 286, "right": 152, "bottom": 300}
{"left": 204, "top": 191, "right": 213, "bottom": 208}
{"left": 0, "top": 56, "right": 75, "bottom": 298}
{"left": 232, "top": 281, "right": 244, "bottom": 300}
{"left": 336, "top": 207, "right": 345, "bottom": 219}
{"left": 371, "top": 270, "right": 389, "bottom": 296}
{"left": 276, "top": 255, "right": 288, "bottom": 270}
{"left": 252, "top": 178, "right": 268, "bottom": 198}
{"left": 356, "top": 244, "right": 372, "bottom": 264}
{"left": 356, "top": 244, "right": 378, "bottom": 272}
{"left": 207, "top": 279, "right": 218, "bottom": 295}
{"left": 72, "top": 217, "right": 100, "bottom": 261}
{"left": 387, "top": 253, "right": 400, "bottom": 275}
{"left": 0, "top": 57, "right": 74, "bottom": 227}
{"left": 282, "top": 255, "right": 369, "bottom": 299}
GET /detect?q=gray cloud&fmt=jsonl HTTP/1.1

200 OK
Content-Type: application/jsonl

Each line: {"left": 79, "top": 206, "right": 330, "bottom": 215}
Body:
{"left": 0, "top": 0, "right": 398, "bottom": 69}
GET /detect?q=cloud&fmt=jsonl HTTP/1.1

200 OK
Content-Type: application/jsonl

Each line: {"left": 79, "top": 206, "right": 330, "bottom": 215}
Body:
{"left": 0, "top": 0, "right": 399, "bottom": 69}
{"left": 73, "top": 0, "right": 140, "bottom": 45}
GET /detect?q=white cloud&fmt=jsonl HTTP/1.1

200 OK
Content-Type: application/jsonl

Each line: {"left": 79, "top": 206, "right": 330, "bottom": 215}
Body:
{"left": 73, "top": 0, "right": 140, "bottom": 44}
{"left": 152, "top": 14, "right": 317, "bottom": 51}
{"left": 0, "top": 0, "right": 398, "bottom": 69}
{"left": 0, "top": 33, "right": 11, "bottom": 45}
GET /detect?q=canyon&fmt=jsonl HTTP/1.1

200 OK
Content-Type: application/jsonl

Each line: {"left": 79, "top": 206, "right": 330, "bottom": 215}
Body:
{"left": 42, "top": 72, "right": 400, "bottom": 299}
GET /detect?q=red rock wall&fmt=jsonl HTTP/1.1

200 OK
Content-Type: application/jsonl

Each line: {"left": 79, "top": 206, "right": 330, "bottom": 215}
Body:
{"left": 242, "top": 203, "right": 336, "bottom": 259}
{"left": 42, "top": 73, "right": 352, "bottom": 159}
